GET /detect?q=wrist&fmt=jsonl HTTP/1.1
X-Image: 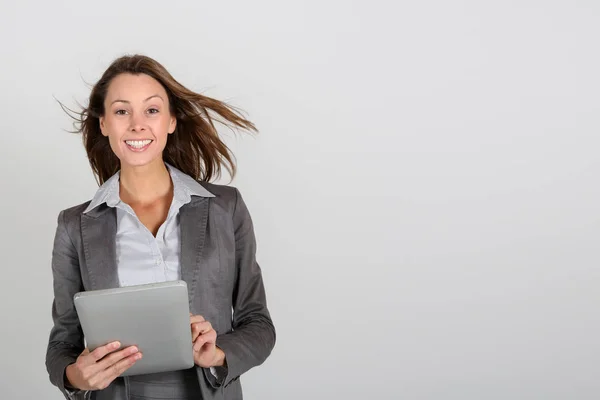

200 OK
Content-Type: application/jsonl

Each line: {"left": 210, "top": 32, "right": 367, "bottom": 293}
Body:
{"left": 64, "top": 364, "right": 79, "bottom": 390}
{"left": 213, "top": 347, "right": 226, "bottom": 367}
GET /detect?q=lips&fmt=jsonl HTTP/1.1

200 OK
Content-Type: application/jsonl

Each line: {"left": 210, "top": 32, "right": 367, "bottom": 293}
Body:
{"left": 124, "top": 139, "right": 153, "bottom": 152}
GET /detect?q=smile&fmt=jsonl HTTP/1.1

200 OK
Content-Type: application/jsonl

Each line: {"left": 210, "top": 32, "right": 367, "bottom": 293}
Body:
{"left": 125, "top": 139, "right": 153, "bottom": 151}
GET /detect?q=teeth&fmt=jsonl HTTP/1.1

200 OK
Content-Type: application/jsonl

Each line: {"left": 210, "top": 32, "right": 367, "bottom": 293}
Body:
{"left": 125, "top": 139, "right": 152, "bottom": 148}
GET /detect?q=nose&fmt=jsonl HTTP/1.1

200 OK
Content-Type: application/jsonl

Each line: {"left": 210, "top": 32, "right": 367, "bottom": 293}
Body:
{"left": 129, "top": 112, "right": 146, "bottom": 132}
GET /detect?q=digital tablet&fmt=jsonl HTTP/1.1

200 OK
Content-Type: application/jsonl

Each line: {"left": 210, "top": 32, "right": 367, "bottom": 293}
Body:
{"left": 73, "top": 280, "right": 195, "bottom": 376}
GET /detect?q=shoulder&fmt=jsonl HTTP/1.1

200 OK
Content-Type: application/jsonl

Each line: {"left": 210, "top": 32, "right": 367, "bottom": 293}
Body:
{"left": 199, "top": 181, "right": 238, "bottom": 199}
{"left": 60, "top": 201, "right": 91, "bottom": 219}
{"left": 199, "top": 181, "right": 240, "bottom": 205}
{"left": 55, "top": 200, "right": 92, "bottom": 231}
{"left": 198, "top": 181, "right": 250, "bottom": 218}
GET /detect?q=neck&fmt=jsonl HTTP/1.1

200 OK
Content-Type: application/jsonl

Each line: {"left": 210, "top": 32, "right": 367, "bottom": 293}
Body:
{"left": 119, "top": 160, "right": 172, "bottom": 206}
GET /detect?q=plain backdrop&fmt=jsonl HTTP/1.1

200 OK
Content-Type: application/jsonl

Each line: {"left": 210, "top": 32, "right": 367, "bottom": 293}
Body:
{"left": 0, "top": 1, "right": 598, "bottom": 399}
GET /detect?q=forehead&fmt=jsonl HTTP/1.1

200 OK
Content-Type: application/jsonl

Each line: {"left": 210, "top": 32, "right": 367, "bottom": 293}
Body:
{"left": 105, "top": 73, "right": 168, "bottom": 101}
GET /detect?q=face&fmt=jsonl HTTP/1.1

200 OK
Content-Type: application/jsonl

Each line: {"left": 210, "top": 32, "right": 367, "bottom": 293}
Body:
{"left": 99, "top": 73, "right": 176, "bottom": 170}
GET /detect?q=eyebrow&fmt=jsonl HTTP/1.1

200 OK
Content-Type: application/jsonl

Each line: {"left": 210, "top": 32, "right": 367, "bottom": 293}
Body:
{"left": 111, "top": 94, "right": 164, "bottom": 105}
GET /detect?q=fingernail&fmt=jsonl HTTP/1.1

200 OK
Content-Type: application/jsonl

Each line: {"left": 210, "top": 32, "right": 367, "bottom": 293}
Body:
{"left": 131, "top": 346, "right": 138, "bottom": 353}
{"left": 135, "top": 353, "right": 142, "bottom": 360}
{"left": 112, "top": 341, "right": 120, "bottom": 348}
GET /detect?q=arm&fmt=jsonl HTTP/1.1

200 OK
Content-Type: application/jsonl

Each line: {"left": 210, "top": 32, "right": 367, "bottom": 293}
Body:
{"left": 45, "top": 210, "right": 88, "bottom": 400}
{"left": 209, "top": 188, "right": 276, "bottom": 388}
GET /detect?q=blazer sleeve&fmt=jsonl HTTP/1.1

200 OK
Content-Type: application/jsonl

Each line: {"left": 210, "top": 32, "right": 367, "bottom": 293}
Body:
{"left": 45, "top": 210, "right": 89, "bottom": 400}
{"left": 211, "top": 188, "right": 276, "bottom": 388}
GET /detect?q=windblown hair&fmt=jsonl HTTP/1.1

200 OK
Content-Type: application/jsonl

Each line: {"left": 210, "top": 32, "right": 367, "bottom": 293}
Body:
{"left": 61, "top": 54, "right": 257, "bottom": 185}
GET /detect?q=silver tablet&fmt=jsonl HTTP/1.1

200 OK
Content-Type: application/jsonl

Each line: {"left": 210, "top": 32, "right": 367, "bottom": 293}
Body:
{"left": 73, "top": 280, "right": 195, "bottom": 376}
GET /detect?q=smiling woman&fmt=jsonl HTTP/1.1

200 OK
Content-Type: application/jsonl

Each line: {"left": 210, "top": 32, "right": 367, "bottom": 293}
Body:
{"left": 46, "top": 55, "right": 276, "bottom": 400}
{"left": 101, "top": 74, "right": 178, "bottom": 170}
{"left": 62, "top": 55, "right": 257, "bottom": 186}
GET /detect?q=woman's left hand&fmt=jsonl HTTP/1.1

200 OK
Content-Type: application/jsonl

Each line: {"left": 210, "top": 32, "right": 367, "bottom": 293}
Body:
{"left": 190, "top": 315, "right": 226, "bottom": 368}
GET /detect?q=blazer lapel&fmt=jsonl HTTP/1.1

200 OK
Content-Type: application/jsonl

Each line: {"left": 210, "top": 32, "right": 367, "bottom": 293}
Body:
{"left": 179, "top": 196, "right": 210, "bottom": 305}
{"left": 80, "top": 196, "right": 210, "bottom": 299}
{"left": 81, "top": 205, "right": 119, "bottom": 290}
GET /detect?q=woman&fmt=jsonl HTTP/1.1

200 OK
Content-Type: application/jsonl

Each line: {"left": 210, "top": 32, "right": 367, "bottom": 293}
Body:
{"left": 45, "top": 54, "right": 276, "bottom": 400}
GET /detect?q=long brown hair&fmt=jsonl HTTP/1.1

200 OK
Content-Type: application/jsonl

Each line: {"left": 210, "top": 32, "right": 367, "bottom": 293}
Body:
{"left": 61, "top": 54, "right": 257, "bottom": 185}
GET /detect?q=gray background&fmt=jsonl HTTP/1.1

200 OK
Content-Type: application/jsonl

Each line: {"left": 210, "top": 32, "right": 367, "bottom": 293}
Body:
{"left": 0, "top": 1, "right": 598, "bottom": 399}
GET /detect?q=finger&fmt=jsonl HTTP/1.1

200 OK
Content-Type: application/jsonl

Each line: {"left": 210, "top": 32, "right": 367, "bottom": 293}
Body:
{"left": 194, "top": 336, "right": 216, "bottom": 354}
{"left": 189, "top": 315, "right": 205, "bottom": 341}
{"left": 98, "top": 351, "right": 142, "bottom": 387}
{"left": 86, "top": 341, "right": 121, "bottom": 364}
{"left": 96, "top": 346, "right": 140, "bottom": 371}
{"left": 190, "top": 315, "right": 205, "bottom": 324}
{"left": 191, "top": 321, "right": 213, "bottom": 343}
{"left": 193, "top": 330, "right": 217, "bottom": 352}
{"left": 191, "top": 321, "right": 212, "bottom": 340}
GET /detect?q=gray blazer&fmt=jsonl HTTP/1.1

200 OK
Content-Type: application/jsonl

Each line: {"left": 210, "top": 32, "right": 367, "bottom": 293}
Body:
{"left": 45, "top": 183, "right": 276, "bottom": 400}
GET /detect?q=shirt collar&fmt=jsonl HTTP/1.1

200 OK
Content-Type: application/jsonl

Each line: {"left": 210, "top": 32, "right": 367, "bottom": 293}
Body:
{"left": 83, "top": 163, "right": 214, "bottom": 214}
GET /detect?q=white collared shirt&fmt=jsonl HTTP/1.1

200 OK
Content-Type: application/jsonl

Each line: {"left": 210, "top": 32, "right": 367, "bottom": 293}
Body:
{"left": 83, "top": 163, "right": 214, "bottom": 287}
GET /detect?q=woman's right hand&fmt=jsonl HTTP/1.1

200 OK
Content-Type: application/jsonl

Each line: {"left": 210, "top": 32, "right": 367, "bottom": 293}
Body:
{"left": 65, "top": 341, "right": 142, "bottom": 390}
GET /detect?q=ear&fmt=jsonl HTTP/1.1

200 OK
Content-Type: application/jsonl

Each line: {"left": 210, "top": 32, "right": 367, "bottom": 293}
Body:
{"left": 168, "top": 114, "right": 177, "bottom": 134}
{"left": 99, "top": 116, "right": 108, "bottom": 137}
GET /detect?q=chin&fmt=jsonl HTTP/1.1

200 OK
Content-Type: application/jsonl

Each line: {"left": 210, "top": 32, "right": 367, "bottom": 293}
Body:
{"left": 119, "top": 154, "right": 163, "bottom": 169}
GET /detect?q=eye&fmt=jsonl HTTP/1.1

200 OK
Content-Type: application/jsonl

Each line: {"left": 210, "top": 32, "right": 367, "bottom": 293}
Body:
{"left": 147, "top": 108, "right": 159, "bottom": 114}
{"left": 115, "top": 109, "right": 128, "bottom": 115}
